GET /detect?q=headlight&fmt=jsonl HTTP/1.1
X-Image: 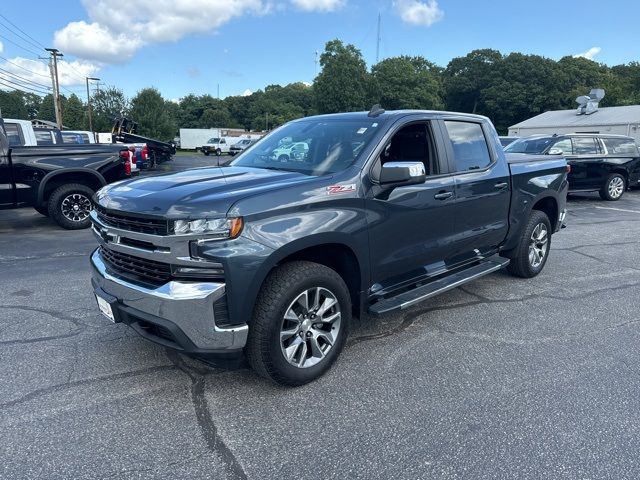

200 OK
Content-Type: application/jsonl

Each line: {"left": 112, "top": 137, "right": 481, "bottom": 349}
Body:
{"left": 172, "top": 217, "right": 243, "bottom": 239}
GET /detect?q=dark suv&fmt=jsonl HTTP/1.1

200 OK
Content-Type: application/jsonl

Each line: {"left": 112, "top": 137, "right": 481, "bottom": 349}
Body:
{"left": 505, "top": 134, "right": 640, "bottom": 200}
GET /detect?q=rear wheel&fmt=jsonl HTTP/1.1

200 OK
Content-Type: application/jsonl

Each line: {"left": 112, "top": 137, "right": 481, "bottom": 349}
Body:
{"left": 47, "top": 183, "right": 94, "bottom": 230}
{"left": 245, "top": 261, "right": 351, "bottom": 386}
{"left": 599, "top": 173, "right": 625, "bottom": 201}
{"left": 505, "top": 210, "right": 551, "bottom": 278}
{"left": 203, "top": 150, "right": 210, "bottom": 156}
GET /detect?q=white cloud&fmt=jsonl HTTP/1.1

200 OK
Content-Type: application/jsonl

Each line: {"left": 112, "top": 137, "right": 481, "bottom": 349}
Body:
{"left": 0, "top": 41, "right": 3, "bottom": 53}
{"left": 0, "top": 56, "right": 100, "bottom": 91}
{"left": 291, "top": 0, "right": 345, "bottom": 12}
{"left": 394, "top": 0, "right": 443, "bottom": 26}
{"left": 54, "top": 0, "right": 269, "bottom": 64}
{"left": 241, "top": 89, "right": 253, "bottom": 96}
{"left": 573, "top": 47, "right": 601, "bottom": 60}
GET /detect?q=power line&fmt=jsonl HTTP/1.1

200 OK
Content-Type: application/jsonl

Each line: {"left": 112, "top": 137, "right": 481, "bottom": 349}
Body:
{"left": 0, "top": 77, "right": 49, "bottom": 95}
{"left": 0, "top": 14, "right": 46, "bottom": 49}
{"left": 0, "top": 32, "right": 41, "bottom": 57}
{"left": 0, "top": 18, "right": 44, "bottom": 52}
{"left": 0, "top": 66, "right": 52, "bottom": 90}
{"left": 0, "top": 55, "right": 50, "bottom": 79}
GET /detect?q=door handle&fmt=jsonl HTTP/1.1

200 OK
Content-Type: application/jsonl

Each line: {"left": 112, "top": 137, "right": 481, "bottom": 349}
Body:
{"left": 434, "top": 191, "right": 453, "bottom": 200}
{"left": 494, "top": 182, "right": 508, "bottom": 189}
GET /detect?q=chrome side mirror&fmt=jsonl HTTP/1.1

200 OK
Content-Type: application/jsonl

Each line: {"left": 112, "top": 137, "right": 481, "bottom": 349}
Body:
{"left": 379, "top": 161, "right": 426, "bottom": 185}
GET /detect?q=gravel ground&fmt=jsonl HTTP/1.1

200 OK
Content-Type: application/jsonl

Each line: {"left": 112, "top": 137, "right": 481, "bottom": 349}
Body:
{"left": 1, "top": 156, "right": 639, "bottom": 479}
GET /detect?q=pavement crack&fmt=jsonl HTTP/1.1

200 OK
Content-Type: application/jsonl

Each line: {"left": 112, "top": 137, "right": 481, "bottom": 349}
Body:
{"left": 166, "top": 349, "right": 247, "bottom": 480}
{"left": 0, "top": 365, "right": 177, "bottom": 410}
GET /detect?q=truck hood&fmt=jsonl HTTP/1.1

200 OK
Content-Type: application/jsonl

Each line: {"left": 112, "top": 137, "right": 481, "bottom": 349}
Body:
{"left": 96, "top": 166, "right": 314, "bottom": 217}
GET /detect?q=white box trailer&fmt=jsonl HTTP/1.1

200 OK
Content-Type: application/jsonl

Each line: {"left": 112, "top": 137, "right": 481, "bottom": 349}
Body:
{"left": 180, "top": 128, "right": 221, "bottom": 150}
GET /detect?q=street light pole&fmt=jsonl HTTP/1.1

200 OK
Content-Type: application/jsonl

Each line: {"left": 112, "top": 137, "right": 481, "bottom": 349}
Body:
{"left": 85, "top": 77, "right": 100, "bottom": 133}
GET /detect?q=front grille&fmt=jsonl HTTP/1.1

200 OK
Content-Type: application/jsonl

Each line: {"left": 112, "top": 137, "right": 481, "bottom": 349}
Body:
{"left": 99, "top": 246, "right": 171, "bottom": 286}
{"left": 94, "top": 204, "right": 168, "bottom": 235}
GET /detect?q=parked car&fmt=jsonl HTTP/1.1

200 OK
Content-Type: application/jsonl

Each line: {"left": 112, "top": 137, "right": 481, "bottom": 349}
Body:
{"left": 229, "top": 138, "right": 255, "bottom": 156}
{"left": 90, "top": 109, "right": 568, "bottom": 386}
{"left": 272, "top": 141, "right": 309, "bottom": 162}
{"left": 0, "top": 118, "right": 137, "bottom": 229}
{"left": 201, "top": 137, "right": 231, "bottom": 156}
{"left": 505, "top": 133, "right": 640, "bottom": 200}
{"left": 33, "top": 128, "right": 62, "bottom": 146}
{"left": 499, "top": 136, "right": 518, "bottom": 148}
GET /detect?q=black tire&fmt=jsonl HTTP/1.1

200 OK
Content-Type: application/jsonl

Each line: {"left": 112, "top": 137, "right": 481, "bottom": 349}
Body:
{"left": 599, "top": 173, "right": 626, "bottom": 201}
{"left": 278, "top": 154, "right": 289, "bottom": 162}
{"left": 34, "top": 205, "right": 49, "bottom": 217}
{"left": 215, "top": 148, "right": 222, "bottom": 156}
{"left": 505, "top": 210, "right": 552, "bottom": 278}
{"left": 203, "top": 150, "right": 210, "bottom": 156}
{"left": 245, "top": 261, "right": 351, "bottom": 386}
{"left": 47, "top": 183, "right": 94, "bottom": 230}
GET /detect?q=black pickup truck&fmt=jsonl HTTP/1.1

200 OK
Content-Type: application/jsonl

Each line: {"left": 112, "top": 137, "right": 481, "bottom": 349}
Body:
{"left": 0, "top": 120, "right": 135, "bottom": 229}
{"left": 90, "top": 109, "right": 568, "bottom": 386}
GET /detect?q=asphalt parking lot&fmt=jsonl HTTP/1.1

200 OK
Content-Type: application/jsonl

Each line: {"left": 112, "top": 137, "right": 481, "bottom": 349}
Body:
{"left": 1, "top": 155, "right": 640, "bottom": 479}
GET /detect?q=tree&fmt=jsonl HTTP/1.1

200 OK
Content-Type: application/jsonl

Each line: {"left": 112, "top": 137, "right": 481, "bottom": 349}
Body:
{"left": 91, "top": 87, "right": 129, "bottom": 132}
{"left": 444, "top": 49, "right": 503, "bottom": 114}
{"left": 38, "top": 94, "right": 57, "bottom": 123}
{"left": 314, "top": 39, "right": 369, "bottom": 114}
{"left": 63, "top": 94, "right": 86, "bottom": 129}
{"left": 22, "top": 93, "right": 41, "bottom": 119}
{"left": 0, "top": 90, "right": 29, "bottom": 118}
{"left": 129, "top": 87, "right": 176, "bottom": 140}
{"left": 370, "top": 56, "right": 444, "bottom": 110}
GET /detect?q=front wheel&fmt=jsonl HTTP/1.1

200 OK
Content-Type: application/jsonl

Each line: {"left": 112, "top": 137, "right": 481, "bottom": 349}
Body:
{"left": 599, "top": 173, "right": 625, "bottom": 201}
{"left": 505, "top": 210, "right": 551, "bottom": 278}
{"left": 215, "top": 149, "right": 222, "bottom": 156}
{"left": 203, "top": 150, "right": 210, "bottom": 156}
{"left": 47, "top": 183, "right": 94, "bottom": 230}
{"left": 245, "top": 261, "right": 351, "bottom": 386}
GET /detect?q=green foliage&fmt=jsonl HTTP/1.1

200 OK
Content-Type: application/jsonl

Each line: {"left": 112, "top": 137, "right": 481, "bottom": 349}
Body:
{"left": 37, "top": 94, "right": 57, "bottom": 123}
{"left": 129, "top": 87, "right": 177, "bottom": 140}
{"left": 91, "top": 87, "right": 129, "bottom": 132}
{"left": 0, "top": 90, "right": 29, "bottom": 119}
{"left": 370, "top": 56, "right": 444, "bottom": 110}
{"left": 314, "top": 40, "right": 369, "bottom": 114}
{"left": 63, "top": 94, "right": 86, "bottom": 130}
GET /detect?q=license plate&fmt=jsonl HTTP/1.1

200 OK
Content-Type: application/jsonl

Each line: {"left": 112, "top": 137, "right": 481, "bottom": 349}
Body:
{"left": 96, "top": 294, "right": 115, "bottom": 323}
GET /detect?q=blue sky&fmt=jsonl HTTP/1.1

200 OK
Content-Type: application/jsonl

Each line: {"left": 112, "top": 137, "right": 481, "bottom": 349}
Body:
{"left": 0, "top": 0, "right": 638, "bottom": 101}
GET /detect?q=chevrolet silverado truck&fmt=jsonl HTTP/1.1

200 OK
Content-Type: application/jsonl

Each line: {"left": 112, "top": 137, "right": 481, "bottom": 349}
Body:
{"left": 90, "top": 109, "right": 568, "bottom": 386}
{"left": 0, "top": 120, "right": 135, "bottom": 229}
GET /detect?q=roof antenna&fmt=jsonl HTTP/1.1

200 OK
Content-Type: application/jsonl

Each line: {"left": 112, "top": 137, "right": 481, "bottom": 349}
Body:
{"left": 368, "top": 104, "right": 385, "bottom": 118}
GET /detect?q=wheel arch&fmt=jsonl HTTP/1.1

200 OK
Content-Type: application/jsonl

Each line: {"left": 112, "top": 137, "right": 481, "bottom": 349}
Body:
{"left": 530, "top": 195, "right": 558, "bottom": 230}
{"left": 38, "top": 169, "right": 106, "bottom": 205}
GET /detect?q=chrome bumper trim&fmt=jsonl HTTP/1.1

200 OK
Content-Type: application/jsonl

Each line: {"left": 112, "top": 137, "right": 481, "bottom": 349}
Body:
{"left": 91, "top": 249, "right": 248, "bottom": 350}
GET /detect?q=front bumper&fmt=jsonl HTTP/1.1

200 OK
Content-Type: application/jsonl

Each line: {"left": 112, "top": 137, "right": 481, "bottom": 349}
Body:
{"left": 90, "top": 249, "right": 248, "bottom": 355}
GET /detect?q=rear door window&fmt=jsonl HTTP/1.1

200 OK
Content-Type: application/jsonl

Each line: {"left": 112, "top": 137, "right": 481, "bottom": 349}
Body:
{"left": 551, "top": 138, "right": 573, "bottom": 155}
{"left": 4, "top": 123, "right": 25, "bottom": 146}
{"left": 602, "top": 137, "right": 638, "bottom": 156}
{"left": 571, "top": 137, "right": 599, "bottom": 155}
{"left": 443, "top": 121, "right": 492, "bottom": 171}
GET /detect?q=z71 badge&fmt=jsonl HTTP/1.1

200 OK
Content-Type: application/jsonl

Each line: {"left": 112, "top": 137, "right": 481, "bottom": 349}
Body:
{"left": 327, "top": 184, "right": 357, "bottom": 195}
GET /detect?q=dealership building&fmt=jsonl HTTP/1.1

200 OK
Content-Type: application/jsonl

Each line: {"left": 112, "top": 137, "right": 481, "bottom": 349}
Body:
{"left": 508, "top": 104, "right": 640, "bottom": 142}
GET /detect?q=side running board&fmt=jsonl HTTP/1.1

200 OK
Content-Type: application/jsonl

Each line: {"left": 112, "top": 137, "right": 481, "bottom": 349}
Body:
{"left": 368, "top": 256, "right": 510, "bottom": 316}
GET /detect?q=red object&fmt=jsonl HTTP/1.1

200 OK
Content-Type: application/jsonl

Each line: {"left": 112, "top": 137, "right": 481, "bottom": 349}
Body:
{"left": 128, "top": 146, "right": 137, "bottom": 166}
{"left": 120, "top": 149, "right": 132, "bottom": 176}
{"left": 141, "top": 144, "right": 149, "bottom": 162}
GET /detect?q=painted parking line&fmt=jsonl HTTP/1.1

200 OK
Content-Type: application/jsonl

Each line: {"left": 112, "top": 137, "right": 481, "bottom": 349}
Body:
{"left": 594, "top": 206, "right": 640, "bottom": 214}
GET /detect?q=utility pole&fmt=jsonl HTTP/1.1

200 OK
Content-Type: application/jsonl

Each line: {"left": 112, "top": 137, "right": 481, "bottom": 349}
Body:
{"left": 217, "top": 83, "right": 220, "bottom": 99}
{"left": 86, "top": 77, "right": 100, "bottom": 133}
{"left": 265, "top": 112, "right": 268, "bottom": 131}
{"left": 45, "top": 48, "right": 64, "bottom": 129}
{"left": 314, "top": 50, "right": 319, "bottom": 77}
{"left": 376, "top": 13, "right": 381, "bottom": 64}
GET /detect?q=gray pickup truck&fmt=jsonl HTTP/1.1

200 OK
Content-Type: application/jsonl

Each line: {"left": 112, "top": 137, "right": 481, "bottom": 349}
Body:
{"left": 90, "top": 109, "right": 568, "bottom": 386}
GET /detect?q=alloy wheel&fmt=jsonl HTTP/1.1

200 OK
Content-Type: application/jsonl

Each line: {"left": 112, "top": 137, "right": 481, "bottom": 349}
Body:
{"left": 608, "top": 176, "right": 624, "bottom": 199}
{"left": 280, "top": 287, "right": 341, "bottom": 368}
{"left": 528, "top": 223, "right": 549, "bottom": 268}
{"left": 61, "top": 193, "right": 92, "bottom": 223}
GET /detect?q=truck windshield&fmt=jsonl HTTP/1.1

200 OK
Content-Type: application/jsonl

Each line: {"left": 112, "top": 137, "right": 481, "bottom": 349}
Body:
{"left": 230, "top": 119, "right": 381, "bottom": 176}
{"left": 505, "top": 137, "right": 555, "bottom": 154}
